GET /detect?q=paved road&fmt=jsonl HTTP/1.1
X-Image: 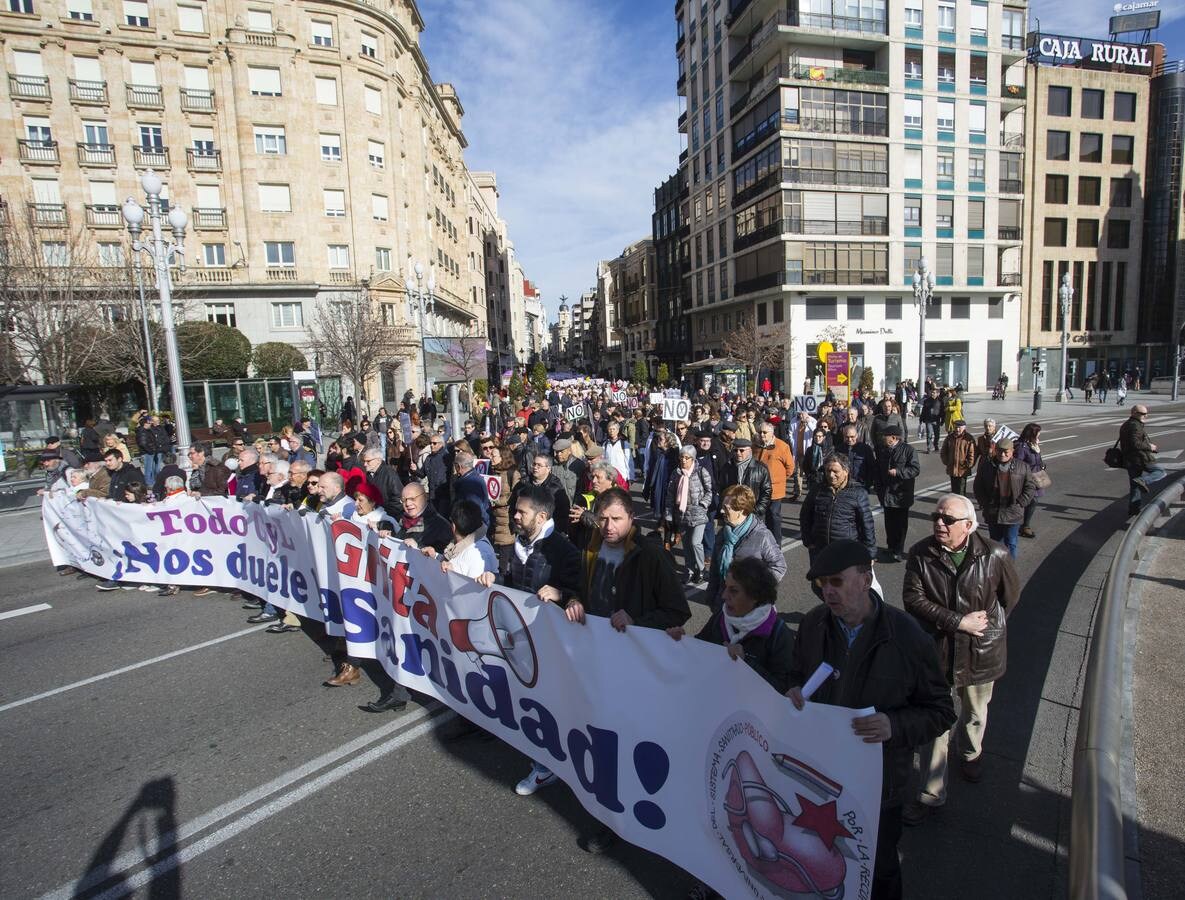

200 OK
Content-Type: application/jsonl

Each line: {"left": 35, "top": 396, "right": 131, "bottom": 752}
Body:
{"left": 2, "top": 400, "right": 1184, "bottom": 898}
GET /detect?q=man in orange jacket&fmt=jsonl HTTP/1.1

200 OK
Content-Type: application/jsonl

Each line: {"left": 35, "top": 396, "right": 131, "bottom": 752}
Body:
{"left": 755, "top": 421, "right": 796, "bottom": 544}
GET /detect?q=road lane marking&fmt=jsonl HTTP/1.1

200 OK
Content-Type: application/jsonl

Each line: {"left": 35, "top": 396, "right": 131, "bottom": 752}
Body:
{"left": 1036, "top": 435, "right": 1078, "bottom": 443}
{"left": 40, "top": 705, "right": 452, "bottom": 900}
{"left": 0, "top": 625, "right": 267, "bottom": 714}
{"left": 0, "top": 603, "right": 51, "bottom": 621}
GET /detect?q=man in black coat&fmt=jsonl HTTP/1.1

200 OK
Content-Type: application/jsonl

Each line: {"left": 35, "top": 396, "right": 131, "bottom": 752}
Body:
{"left": 787, "top": 540, "right": 955, "bottom": 900}
{"left": 361, "top": 447, "right": 404, "bottom": 519}
{"left": 103, "top": 448, "right": 146, "bottom": 501}
{"left": 422, "top": 432, "right": 452, "bottom": 516}
{"left": 394, "top": 482, "right": 452, "bottom": 553}
{"left": 875, "top": 426, "right": 920, "bottom": 562}
{"left": 722, "top": 439, "right": 772, "bottom": 519}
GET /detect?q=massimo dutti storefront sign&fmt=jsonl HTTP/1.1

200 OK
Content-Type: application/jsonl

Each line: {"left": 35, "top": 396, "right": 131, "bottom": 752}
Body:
{"left": 1029, "top": 34, "right": 1154, "bottom": 68}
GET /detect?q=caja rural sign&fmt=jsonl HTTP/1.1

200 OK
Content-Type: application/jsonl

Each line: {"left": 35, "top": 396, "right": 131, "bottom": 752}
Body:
{"left": 1029, "top": 33, "right": 1153, "bottom": 68}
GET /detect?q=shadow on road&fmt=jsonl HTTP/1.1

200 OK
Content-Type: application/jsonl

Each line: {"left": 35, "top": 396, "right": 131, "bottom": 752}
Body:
{"left": 73, "top": 776, "right": 180, "bottom": 899}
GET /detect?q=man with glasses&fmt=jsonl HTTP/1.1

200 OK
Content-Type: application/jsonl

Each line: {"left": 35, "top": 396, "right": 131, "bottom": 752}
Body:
{"left": 972, "top": 438, "right": 1036, "bottom": 559}
{"left": 902, "top": 494, "right": 1019, "bottom": 824}
{"left": 786, "top": 539, "right": 954, "bottom": 900}
{"left": 1119, "top": 405, "right": 1166, "bottom": 516}
{"left": 754, "top": 423, "right": 794, "bottom": 542}
{"left": 423, "top": 432, "right": 452, "bottom": 516}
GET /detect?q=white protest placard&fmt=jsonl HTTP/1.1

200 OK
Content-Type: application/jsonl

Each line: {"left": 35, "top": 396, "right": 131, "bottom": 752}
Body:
{"left": 41, "top": 493, "right": 884, "bottom": 900}
{"left": 663, "top": 397, "right": 691, "bottom": 422}
{"left": 473, "top": 458, "right": 491, "bottom": 476}
{"left": 649, "top": 392, "right": 665, "bottom": 407}
{"left": 992, "top": 425, "right": 1020, "bottom": 444}
{"left": 564, "top": 403, "right": 587, "bottom": 422}
{"left": 483, "top": 474, "right": 502, "bottom": 502}
{"left": 611, "top": 390, "right": 627, "bottom": 403}
{"left": 626, "top": 396, "right": 639, "bottom": 409}
{"left": 792, "top": 395, "right": 822, "bottom": 415}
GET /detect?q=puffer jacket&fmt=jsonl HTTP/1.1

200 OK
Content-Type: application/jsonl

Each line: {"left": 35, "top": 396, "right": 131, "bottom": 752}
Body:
{"left": 903, "top": 531, "right": 1020, "bottom": 687}
{"left": 706, "top": 518, "right": 787, "bottom": 608}
{"left": 973, "top": 458, "right": 1036, "bottom": 526}
{"left": 665, "top": 463, "right": 712, "bottom": 528}
{"left": 800, "top": 482, "right": 876, "bottom": 556}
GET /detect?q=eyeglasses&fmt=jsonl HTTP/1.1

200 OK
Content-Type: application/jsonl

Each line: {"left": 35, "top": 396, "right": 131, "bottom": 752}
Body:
{"left": 930, "top": 512, "right": 969, "bottom": 526}
{"left": 813, "top": 575, "right": 847, "bottom": 589}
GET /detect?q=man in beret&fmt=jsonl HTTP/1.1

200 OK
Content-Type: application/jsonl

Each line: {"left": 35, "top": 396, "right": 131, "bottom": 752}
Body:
{"left": 718, "top": 420, "right": 738, "bottom": 455}
{"left": 786, "top": 539, "right": 954, "bottom": 900}
{"left": 940, "top": 418, "right": 977, "bottom": 497}
{"left": 972, "top": 437, "right": 1036, "bottom": 560}
{"left": 875, "top": 425, "right": 920, "bottom": 562}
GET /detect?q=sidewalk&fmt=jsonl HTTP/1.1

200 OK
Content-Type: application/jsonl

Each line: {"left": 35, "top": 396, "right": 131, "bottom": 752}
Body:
{"left": 1130, "top": 501, "right": 1185, "bottom": 898}
{"left": 0, "top": 507, "right": 50, "bottom": 570}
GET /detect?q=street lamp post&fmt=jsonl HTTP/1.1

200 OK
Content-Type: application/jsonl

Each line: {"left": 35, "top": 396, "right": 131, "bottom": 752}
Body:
{"left": 130, "top": 253, "right": 160, "bottom": 411}
{"left": 404, "top": 260, "right": 436, "bottom": 402}
{"left": 122, "top": 170, "right": 191, "bottom": 468}
{"left": 1057, "top": 273, "right": 1073, "bottom": 402}
{"left": 912, "top": 258, "right": 935, "bottom": 392}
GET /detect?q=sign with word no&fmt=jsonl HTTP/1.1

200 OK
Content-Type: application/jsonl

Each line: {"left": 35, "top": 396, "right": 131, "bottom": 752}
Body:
{"left": 565, "top": 403, "right": 587, "bottom": 422}
{"left": 791, "top": 395, "right": 822, "bottom": 415}
{"left": 663, "top": 398, "right": 691, "bottom": 422}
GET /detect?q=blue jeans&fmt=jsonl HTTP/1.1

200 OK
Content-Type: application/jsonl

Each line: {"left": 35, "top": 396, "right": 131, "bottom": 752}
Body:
{"left": 1128, "top": 464, "right": 1167, "bottom": 508}
{"left": 988, "top": 523, "right": 1020, "bottom": 559}
{"left": 702, "top": 516, "right": 717, "bottom": 566}
{"left": 141, "top": 452, "right": 159, "bottom": 484}
{"left": 922, "top": 421, "right": 940, "bottom": 449}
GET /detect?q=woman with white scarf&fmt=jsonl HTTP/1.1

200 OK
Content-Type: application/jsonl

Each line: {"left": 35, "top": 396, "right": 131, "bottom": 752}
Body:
{"left": 666, "top": 556, "right": 793, "bottom": 693}
{"left": 438, "top": 499, "right": 498, "bottom": 580}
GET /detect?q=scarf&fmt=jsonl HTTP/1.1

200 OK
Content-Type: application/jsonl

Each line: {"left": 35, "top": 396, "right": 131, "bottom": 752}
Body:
{"left": 719, "top": 514, "right": 755, "bottom": 580}
{"left": 723, "top": 604, "right": 777, "bottom": 643}
{"left": 677, "top": 467, "right": 691, "bottom": 513}
{"left": 401, "top": 511, "right": 423, "bottom": 531}
{"left": 445, "top": 526, "right": 487, "bottom": 561}
{"left": 514, "top": 518, "right": 555, "bottom": 564}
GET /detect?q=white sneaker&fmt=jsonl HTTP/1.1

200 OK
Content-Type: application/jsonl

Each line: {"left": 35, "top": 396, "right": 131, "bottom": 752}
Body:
{"left": 138, "top": 584, "right": 160, "bottom": 592}
{"left": 515, "top": 762, "right": 557, "bottom": 796}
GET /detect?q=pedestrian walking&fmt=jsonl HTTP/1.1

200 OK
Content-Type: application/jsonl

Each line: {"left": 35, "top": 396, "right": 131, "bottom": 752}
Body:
{"left": 1119, "top": 405, "right": 1166, "bottom": 516}
{"left": 1014, "top": 423, "right": 1046, "bottom": 538}
{"left": 940, "top": 419, "right": 977, "bottom": 497}
{"left": 875, "top": 426, "right": 920, "bottom": 562}
{"left": 972, "top": 438, "right": 1036, "bottom": 559}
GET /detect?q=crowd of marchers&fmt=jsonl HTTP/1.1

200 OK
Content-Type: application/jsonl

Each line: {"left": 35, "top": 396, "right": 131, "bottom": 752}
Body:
{"left": 34, "top": 379, "right": 1169, "bottom": 900}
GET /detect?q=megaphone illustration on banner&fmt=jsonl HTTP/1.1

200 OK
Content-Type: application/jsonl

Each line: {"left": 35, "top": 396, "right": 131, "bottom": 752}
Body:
{"left": 448, "top": 591, "right": 539, "bottom": 688}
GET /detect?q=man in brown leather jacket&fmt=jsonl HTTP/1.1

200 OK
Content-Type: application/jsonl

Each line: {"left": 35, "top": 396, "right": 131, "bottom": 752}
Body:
{"left": 939, "top": 418, "right": 976, "bottom": 496}
{"left": 901, "top": 493, "right": 1019, "bottom": 824}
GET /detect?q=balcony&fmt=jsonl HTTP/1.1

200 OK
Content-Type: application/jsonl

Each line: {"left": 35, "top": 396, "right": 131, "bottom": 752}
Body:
{"left": 17, "top": 139, "right": 59, "bottom": 164}
{"left": 791, "top": 114, "right": 888, "bottom": 138}
{"left": 1000, "top": 131, "right": 1025, "bottom": 149}
{"left": 998, "top": 226, "right": 1022, "bottom": 240}
{"left": 1001, "top": 83, "right": 1026, "bottom": 101}
{"left": 328, "top": 271, "right": 355, "bottom": 284}
{"left": 133, "top": 145, "right": 169, "bottom": 167}
{"left": 999, "top": 179, "right": 1023, "bottom": 194}
{"left": 266, "top": 267, "right": 298, "bottom": 282}
{"left": 180, "top": 88, "right": 215, "bottom": 112}
{"left": 85, "top": 204, "right": 122, "bottom": 228}
{"left": 186, "top": 267, "right": 232, "bottom": 284}
{"left": 791, "top": 64, "right": 889, "bottom": 88}
{"left": 192, "top": 207, "right": 227, "bottom": 230}
{"left": 999, "top": 272, "right": 1022, "bottom": 286}
{"left": 735, "top": 271, "right": 788, "bottom": 296}
{"left": 793, "top": 10, "right": 887, "bottom": 35}
{"left": 77, "top": 142, "right": 115, "bottom": 166}
{"left": 245, "top": 30, "right": 277, "bottom": 46}
{"left": 68, "top": 79, "right": 107, "bottom": 104}
{"left": 126, "top": 83, "right": 164, "bottom": 109}
{"left": 784, "top": 166, "right": 888, "bottom": 188}
{"left": 186, "top": 147, "right": 221, "bottom": 172}
{"left": 677, "top": 110, "right": 687, "bottom": 131}
{"left": 734, "top": 219, "right": 788, "bottom": 252}
{"left": 27, "top": 203, "right": 67, "bottom": 227}
{"left": 9, "top": 74, "right": 50, "bottom": 101}
{"left": 1001, "top": 34, "right": 1026, "bottom": 53}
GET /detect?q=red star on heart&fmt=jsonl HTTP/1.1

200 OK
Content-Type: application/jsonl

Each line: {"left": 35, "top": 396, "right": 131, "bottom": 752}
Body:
{"left": 792, "top": 794, "right": 854, "bottom": 851}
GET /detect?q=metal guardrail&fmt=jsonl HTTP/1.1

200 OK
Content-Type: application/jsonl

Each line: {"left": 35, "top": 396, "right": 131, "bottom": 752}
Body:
{"left": 1071, "top": 472, "right": 1185, "bottom": 900}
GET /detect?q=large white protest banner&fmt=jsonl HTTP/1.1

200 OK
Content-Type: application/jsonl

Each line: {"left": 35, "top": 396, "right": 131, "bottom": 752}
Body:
{"left": 42, "top": 494, "right": 882, "bottom": 899}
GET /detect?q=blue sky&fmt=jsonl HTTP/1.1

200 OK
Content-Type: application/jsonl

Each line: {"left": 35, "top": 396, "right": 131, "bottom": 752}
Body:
{"left": 421, "top": 1, "right": 1184, "bottom": 324}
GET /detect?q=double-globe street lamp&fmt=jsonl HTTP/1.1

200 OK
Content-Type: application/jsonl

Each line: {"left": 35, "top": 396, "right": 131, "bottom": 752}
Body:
{"left": 121, "top": 170, "right": 192, "bottom": 468}
{"left": 913, "top": 257, "right": 935, "bottom": 392}
{"left": 1056, "top": 272, "right": 1073, "bottom": 402}
{"left": 404, "top": 260, "right": 437, "bottom": 402}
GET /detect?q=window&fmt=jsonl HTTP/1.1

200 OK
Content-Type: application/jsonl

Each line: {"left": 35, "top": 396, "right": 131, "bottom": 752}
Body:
{"left": 314, "top": 76, "right": 337, "bottom": 106}
{"left": 773, "top": 299, "right": 785, "bottom": 323}
{"left": 936, "top": 198, "right": 954, "bottom": 228}
{"left": 258, "top": 184, "right": 291, "bottom": 212}
{"left": 1080, "top": 133, "right": 1103, "bottom": 163}
{"left": 1076, "top": 219, "right": 1099, "bottom": 247}
{"left": 848, "top": 296, "right": 865, "bottom": 320}
{"left": 270, "top": 302, "right": 303, "bottom": 327}
{"left": 904, "top": 147, "right": 922, "bottom": 182}
{"left": 967, "top": 199, "right": 985, "bottom": 231}
{"left": 1107, "top": 220, "right": 1130, "bottom": 249}
{"left": 937, "top": 52, "right": 955, "bottom": 84}
{"left": 327, "top": 244, "right": 350, "bottom": 269}
{"left": 97, "top": 242, "right": 124, "bottom": 266}
{"left": 968, "top": 104, "right": 986, "bottom": 135}
{"left": 1114, "top": 92, "right": 1136, "bottom": 122}
{"left": 936, "top": 100, "right": 954, "bottom": 132}
{"left": 206, "top": 303, "right": 236, "bottom": 327}
{"left": 935, "top": 245, "right": 953, "bottom": 280}
{"left": 364, "top": 85, "right": 382, "bottom": 115}
{"left": 967, "top": 247, "right": 984, "bottom": 280}
{"left": 319, "top": 133, "right": 341, "bottom": 161}
{"left": 1048, "top": 86, "right": 1071, "bottom": 117}
{"left": 1111, "top": 135, "right": 1134, "bottom": 165}
{"left": 67, "top": 0, "right": 94, "bottom": 21}
{"left": 1110, "top": 177, "right": 1132, "bottom": 207}
{"left": 367, "top": 140, "right": 384, "bottom": 169}
{"left": 903, "top": 243, "right": 922, "bottom": 281}
{"left": 904, "top": 97, "right": 922, "bottom": 128}
{"left": 937, "top": 2, "right": 955, "bottom": 30}
{"left": 177, "top": 4, "right": 204, "bottom": 31}
{"left": 904, "top": 4, "right": 922, "bottom": 26}
{"left": 138, "top": 124, "right": 163, "bottom": 148}
{"left": 310, "top": 21, "right": 334, "bottom": 47}
{"left": 1078, "top": 177, "right": 1101, "bottom": 205}
{"left": 248, "top": 67, "right": 282, "bottom": 97}
{"left": 323, "top": 189, "right": 345, "bottom": 217}
{"left": 375, "top": 247, "right": 391, "bottom": 271}
{"left": 1047, "top": 131, "right": 1070, "bottom": 161}
{"left": 1044, "top": 217, "right": 1068, "bottom": 246}
{"left": 969, "top": 55, "right": 987, "bottom": 85}
{"left": 253, "top": 126, "right": 286, "bottom": 155}
{"left": 24, "top": 115, "right": 51, "bottom": 143}
{"left": 904, "top": 196, "right": 921, "bottom": 227}
{"left": 360, "top": 32, "right": 379, "bottom": 59}
{"left": 1045, "top": 174, "right": 1069, "bottom": 204}
{"left": 123, "top": 0, "right": 149, "bottom": 26}
{"left": 1082, "top": 89, "right": 1104, "bottom": 119}
{"left": 806, "top": 297, "right": 837, "bottom": 320}
{"left": 988, "top": 295, "right": 1004, "bottom": 319}
{"left": 951, "top": 296, "right": 971, "bottom": 319}
{"left": 937, "top": 149, "right": 954, "bottom": 177}
{"left": 969, "top": 3, "right": 987, "bottom": 38}
{"left": 904, "top": 48, "right": 922, "bottom": 79}
{"left": 968, "top": 151, "right": 985, "bottom": 181}
{"left": 129, "top": 60, "right": 157, "bottom": 86}
{"left": 42, "top": 242, "right": 69, "bottom": 267}
{"left": 371, "top": 194, "right": 388, "bottom": 221}
{"left": 203, "top": 243, "right": 226, "bottom": 266}
{"left": 247, "top": 9, "right": 272, "bottom": 31}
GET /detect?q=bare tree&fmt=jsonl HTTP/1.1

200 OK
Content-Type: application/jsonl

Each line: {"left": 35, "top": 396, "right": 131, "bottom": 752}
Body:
{"left": 424, "top": 331, "right": 487, "bottom": 383}
{"left": 0, "top": 209, "right": 114, "bottom": 385}
{"left": 305, "top": 288, "right": 412, "bottom": 414}
{"left": 721, "top": 307, "right": 785, "bottom": 389}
